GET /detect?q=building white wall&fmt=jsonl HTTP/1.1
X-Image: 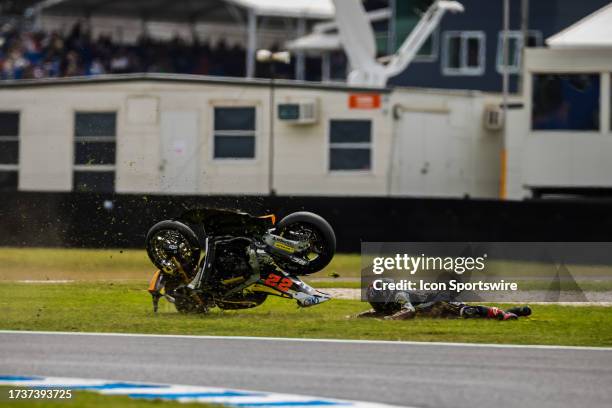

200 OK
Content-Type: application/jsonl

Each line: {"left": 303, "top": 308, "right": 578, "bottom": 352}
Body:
{"left": 0, "top": 76, "right": 498, "bottom": 198}
{"left": 273, "top": 89, "right": 393, "bottom": 196}
{"left": 389, "top": 88, "right": 502, "bottom": 198}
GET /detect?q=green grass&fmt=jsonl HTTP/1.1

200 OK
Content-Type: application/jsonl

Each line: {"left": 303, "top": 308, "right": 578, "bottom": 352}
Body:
{"left": 1, "top": 282, "right": 611, "bottom": 347}
{"left": 0, "top": 247, "right": 361, "bottom": 282}
{"left": 0, "top": 387, "right": 218, "bottom": 408}
{"left": 307, "top": 280, "right": 361, "bottom": 288}
{"left": 4, "top": 247, "right": 612, "bottom": 292}
{"left": 0, "top": 248, "right": 151, "bottom": 281}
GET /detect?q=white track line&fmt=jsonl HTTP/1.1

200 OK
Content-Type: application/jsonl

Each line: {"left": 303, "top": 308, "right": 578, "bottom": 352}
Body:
{"left": 1, "top": 330, "right": 611, "bottom": 351}
{"left": 16, "top": 280, "right": 75, "bottom": 284}
{"left": 0, "top": 375, "right": 410, "bottom": 408}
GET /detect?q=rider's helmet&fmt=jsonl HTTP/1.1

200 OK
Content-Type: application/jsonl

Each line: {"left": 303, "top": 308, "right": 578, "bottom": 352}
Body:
{"left": 366, "top": 278, "right": 403, "bottom": 314}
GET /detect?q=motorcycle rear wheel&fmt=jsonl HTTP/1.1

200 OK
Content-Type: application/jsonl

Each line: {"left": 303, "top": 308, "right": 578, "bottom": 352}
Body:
{"left": 275, "top": 212, "right": 336, "bottom": 275}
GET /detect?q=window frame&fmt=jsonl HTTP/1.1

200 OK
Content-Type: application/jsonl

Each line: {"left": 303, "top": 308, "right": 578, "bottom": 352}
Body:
{"left": 441, "top": 31, "right": 486, "bottom": 76}
{"left": 211, "top": 105, "right": 258, "bottom": 161}
{"left": 0, "top": 111, "right": 20, "bottom": 191}
{"left": 530, "top": 72, "right": 602, "bottom": 132}
{"left": 327, "top": 119, "right": 373, "bottom": 173}
{"left": 72, "top": 111, "right": 117, "bottom": 192}
{"left": 496, "top": 30, "right": 542, "bottom": 74}
{"left": 414, "top": 27, "right": 440, "bottom": 63}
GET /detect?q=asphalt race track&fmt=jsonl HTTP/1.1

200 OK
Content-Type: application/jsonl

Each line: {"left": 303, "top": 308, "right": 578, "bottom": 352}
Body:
{"left": 1, "top": 331, "right": 611, "bottom": 408}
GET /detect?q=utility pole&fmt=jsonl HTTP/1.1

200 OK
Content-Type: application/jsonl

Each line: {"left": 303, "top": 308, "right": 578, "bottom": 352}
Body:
{"left": 519, "top": 0, "right": 529, "bottom": 92}
{"left": 501, "top": 0, "right": 510, "bottom": 199}
{"left": 256, "top": 50, "right": 290, "bottom": 196}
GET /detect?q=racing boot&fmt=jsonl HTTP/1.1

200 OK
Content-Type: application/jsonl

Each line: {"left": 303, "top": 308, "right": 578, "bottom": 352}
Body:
{"left": 486, "top": 306, "right": 517, "bottom": 320}
{"left": 460, "top": 305, "right": 517, "bottom": 320}
{"left": 506, "top": 305, "right": 532, "bottom": 317}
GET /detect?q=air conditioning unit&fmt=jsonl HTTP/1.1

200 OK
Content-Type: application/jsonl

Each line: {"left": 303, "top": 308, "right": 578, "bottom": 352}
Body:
{"left": 277, "top": 99, "right": 318, "bottom": 125}
{"left": 483, "top": 104, "right": 504, "bottom": 131}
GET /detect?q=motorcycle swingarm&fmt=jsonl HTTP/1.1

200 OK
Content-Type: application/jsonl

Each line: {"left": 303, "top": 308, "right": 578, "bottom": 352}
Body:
{"left": 263, "top": 233, "right": 309, "bottom": 261}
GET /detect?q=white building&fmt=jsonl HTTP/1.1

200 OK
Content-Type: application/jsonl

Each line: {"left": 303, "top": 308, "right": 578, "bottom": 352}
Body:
{"left": 505, "top": 3, "right": 612, "bottom": 199}
{"left": 0, "top": 74, "right": 502, "bottom": 198}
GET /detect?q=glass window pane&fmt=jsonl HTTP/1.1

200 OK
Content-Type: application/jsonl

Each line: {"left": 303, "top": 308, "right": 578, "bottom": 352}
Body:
{"left": 447, "top": 36, "right": 461, "bottom": 69}
{"left": 0, "top": 140, "right": 19, "bottom": 164}
{"left": 508, "top": 37, "right": 519, "bottom": 67}
{"left": 466, "top": 37, "right": 480, "bottom": 67}
{"left": 532, "top": 74, "right": 600, "bottom": 131}
{"left": 75, "top": 141, "right": 116, "bottom": 165}
{"left": 0, "top": 171, "right": 18, "bottom": 191}
{"left": 214, "top": 107, "right": 255, "bottom": 131}
{"left": 330, "top": 120, "right": 372, "bottom": 143}
{"left": 498, "top": 35, "right": 520, "bottom": 71}
{"left": 73, "top": 171, "right": 115, "bottom": 193}
{"left": 417, "top": 36, "right": 434, "bottom": 58}
{"left": 214, "top": 135, "right": 255, "bottom": 158}
{"left": 0, "top": 112, "right": 19, "bottom": 136}
{"left": 330, "top": 148, "right": 371, "bottom": 171}
{"left": 75, "top": 112, "right": 116, "bottom": 137}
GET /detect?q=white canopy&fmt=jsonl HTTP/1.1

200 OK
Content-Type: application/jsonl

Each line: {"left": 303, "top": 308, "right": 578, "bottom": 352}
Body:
{"left": 287, "top": 32, "right": 340, "bottom": 52}
{"left": 547, "top": 3, "right": 612, "bottom": 48}
{"left": 35, "top": 0, "right": 334, "bottom": 21}
{"left": 230, "top": 0, "right": 334, "bottom": 19}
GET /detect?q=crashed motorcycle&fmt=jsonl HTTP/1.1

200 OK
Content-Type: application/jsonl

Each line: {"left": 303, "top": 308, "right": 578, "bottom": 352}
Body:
{"left": 145, "top": 208, "right": 336, "bottom": 313}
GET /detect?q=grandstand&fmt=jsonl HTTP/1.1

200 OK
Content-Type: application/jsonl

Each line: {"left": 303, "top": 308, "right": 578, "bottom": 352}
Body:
{"left": 0, "top": 0, "right": 391, "bottom": 81}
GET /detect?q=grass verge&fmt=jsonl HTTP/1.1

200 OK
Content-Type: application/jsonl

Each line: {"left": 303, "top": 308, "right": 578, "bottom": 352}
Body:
{"left": 4, "top": 248, "right": 612, "bottom": 292}
{"left": 0, "top": 248, "right": 359, "bottom": 282}
{"left": 0, "top": 386, "right": 218, "bottom": 408}
{"left": 1, "top": 282, "right": 611, "bottom": 347}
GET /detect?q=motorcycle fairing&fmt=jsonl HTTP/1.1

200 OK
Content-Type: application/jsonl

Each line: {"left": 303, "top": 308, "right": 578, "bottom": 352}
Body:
{"left": 257, "top": 270, "right": 331, "bottom": 307}
{"left": 148, "top": 267, "right": 331, "bottom": 311}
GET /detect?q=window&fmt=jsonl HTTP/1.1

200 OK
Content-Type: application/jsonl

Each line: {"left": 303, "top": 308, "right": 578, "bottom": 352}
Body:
{"left": 329, "top": 120, "right": 372, "bottom": 171}
{"left": 442, "top": 31, "right": 485, "bottom": 75}
{"left": 73, "top": 112, "right": 116, "bottom": 192}
{"left": 0, "top": 112, "right": 19, "bottom": 191}
{"left": 393, "top": 0, "right": 438, "bottom": 61}
{"left": 213, "top": 107, "right": 256, "bottom": 159}
{"left": 496, "top": 31, "right": 542, "bottom": 74}
{"left": 415, "top": 30, "right": 439, "bottom": 62}
{"left": 531, "top": 74, "right": 600, "bottom": 131}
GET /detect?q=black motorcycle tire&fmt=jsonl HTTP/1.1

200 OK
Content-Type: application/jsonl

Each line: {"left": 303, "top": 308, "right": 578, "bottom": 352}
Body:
{"left": 276, "top": 212, "right": 336, "bottom": 275}
{"left": 145, "top": 220, "right": 201, "bottom": 275}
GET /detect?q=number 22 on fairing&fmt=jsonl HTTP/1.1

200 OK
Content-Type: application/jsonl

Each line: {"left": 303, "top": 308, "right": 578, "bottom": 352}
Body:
{"left": 264, "top": 273, "right": 293, "bottom": 291}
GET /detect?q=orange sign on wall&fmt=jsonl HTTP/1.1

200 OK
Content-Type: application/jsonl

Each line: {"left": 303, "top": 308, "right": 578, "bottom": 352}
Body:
{"left": 348, "top": 93, "right": 381, "bottom": 109}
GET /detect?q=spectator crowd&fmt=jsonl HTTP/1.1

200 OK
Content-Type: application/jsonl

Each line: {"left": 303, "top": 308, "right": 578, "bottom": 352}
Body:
{"left": 0, "top": 22, "right": 252, "bottom": 80}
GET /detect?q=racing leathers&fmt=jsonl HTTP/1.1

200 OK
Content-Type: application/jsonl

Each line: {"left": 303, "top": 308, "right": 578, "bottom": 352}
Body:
{"left": 359, "top": 281, "right": 531, "bottom": 320}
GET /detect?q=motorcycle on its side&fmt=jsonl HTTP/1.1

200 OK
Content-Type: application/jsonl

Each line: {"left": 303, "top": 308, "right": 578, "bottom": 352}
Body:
{"left": 145, "top": 208, "right": 336, "bottom": 313}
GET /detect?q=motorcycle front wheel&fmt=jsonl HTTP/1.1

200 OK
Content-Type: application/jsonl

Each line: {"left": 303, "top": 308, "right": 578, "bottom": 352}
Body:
{"left": 275, "top": 211, "right": 336, "bottom": 275}
{"left": 145, "top": 220, "right": 201, "bottom": 277}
